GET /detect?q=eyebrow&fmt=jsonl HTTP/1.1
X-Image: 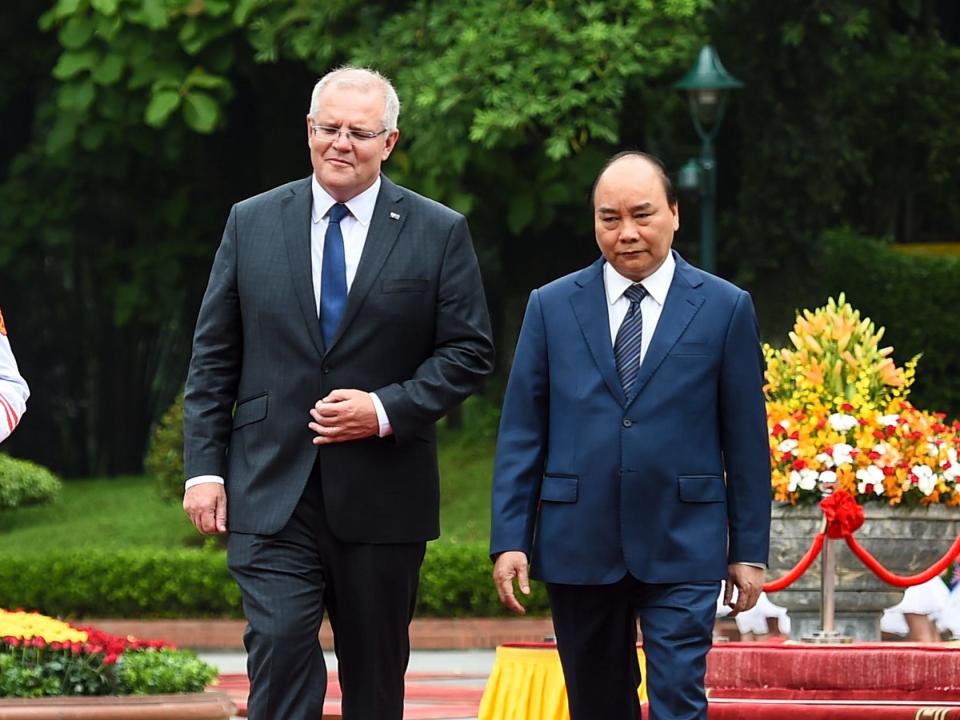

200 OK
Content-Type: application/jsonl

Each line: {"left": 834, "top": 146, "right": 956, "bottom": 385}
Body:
{"left": 597, "top": 202, "right": 655, "bottom": 214}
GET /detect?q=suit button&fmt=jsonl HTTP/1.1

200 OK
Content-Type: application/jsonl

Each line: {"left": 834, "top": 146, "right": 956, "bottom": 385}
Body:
{"left": 322, "top": 366, "right": 330, "bottom": 374}
{"left": 623, "top": 418, "right": 633, "bottom": 428}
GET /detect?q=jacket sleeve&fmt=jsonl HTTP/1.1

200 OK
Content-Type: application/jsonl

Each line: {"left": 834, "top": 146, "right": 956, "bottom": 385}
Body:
{"left": 489, "top": 289, "right": 550, "bottom": 558}
{"left": 719, "top": 290, "right": 772, "bottom": 565}
{"left": 183, "top": 205, "right": 243, "bottom": 479}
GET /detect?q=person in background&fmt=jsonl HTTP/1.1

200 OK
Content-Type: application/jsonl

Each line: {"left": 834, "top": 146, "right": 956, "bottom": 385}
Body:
{"left": 0, "top": 307, "right": 29, "bottom": 443}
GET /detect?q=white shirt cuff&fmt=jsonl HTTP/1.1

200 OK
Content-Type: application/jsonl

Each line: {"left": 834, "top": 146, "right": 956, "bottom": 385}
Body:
{"left": 185, "top": 475, "right": 225, "bottom": 490}
{"left": 369, "top": 392, "right": 393, "bottom": 437}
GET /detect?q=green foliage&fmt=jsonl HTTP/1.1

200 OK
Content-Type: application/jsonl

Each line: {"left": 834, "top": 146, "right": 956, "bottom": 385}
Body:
{"left": 815, "top": 228, "right": 960, "bottom": 421}
{"left": 0, "top": 645, "right": 216, "bottom": 697}
{"left": 0, "top": 549, "right": 241, "bottom": 619}
{"left": 0, "top": 541, "right": 541, "bottom": 618}
{"left": 0, "top": 454, "right": 62, "bottom": 510}
{"left": 145, "top": 393, "right": 185, "bottom": 502}
{"left": 711, "top": 1, "right": 960, "bottom": 335}
{"left": 117, "top": 648, "right": 217, "bottom": 695}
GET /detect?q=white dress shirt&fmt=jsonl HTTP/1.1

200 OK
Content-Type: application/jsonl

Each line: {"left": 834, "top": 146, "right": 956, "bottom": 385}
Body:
{"left": 184, "top": 177, "right": 393, "bottom": 490}
{"left": 603, "top": 251, "right": 675, "bottom": 360}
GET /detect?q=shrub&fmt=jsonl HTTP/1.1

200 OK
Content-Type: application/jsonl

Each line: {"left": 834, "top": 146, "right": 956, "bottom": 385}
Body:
{"left": 0, "top": 454, "right": 61, "bottom": 510}
{"left": 816, "top": 229, "right": 960, "bottom": 420}
{"left": 0, "top": 543, "right": 546, "bottom": 619}
{"left": 144, "top": 393, "right": 184, "bottom": 502}
{"left": 117, "top": 648, "right": 217, "bottom": 695}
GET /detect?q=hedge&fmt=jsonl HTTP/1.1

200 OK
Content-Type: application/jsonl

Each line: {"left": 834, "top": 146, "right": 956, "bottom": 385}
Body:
{"left": 0, "top": 454, "right": 61, "bottom": 510}
{"left": 0, "top": 542, "right": 549, "bottom": 619}
{"left": 143, "top": 393, "right": 184, "bottom": 503}
{"left": 816, "top": 229, "right": 960, "bottom": 420}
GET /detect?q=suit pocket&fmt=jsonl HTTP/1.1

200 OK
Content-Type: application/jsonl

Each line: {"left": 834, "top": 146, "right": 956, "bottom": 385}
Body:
{"left": 540, "top": 474, "right": 578, "bottom": 502}
{"left": 671, "top": 341, "right": 709, "bottom": 357}
{"left": 233, "top": 392, "right": 268, "bottom": 429}
{"left": 677, "top": 474, "right": 725, "bottom": 502}
{"left": 382, "top": 278, "right": 428, "bottom": 293}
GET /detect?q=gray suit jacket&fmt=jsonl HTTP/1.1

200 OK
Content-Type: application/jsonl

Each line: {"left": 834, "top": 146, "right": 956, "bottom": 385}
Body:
{"left": 184, "top": 175, "right": 494, "bottom": 540}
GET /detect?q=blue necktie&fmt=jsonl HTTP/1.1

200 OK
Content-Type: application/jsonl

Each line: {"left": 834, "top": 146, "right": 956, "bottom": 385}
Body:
{"left": 614, "top": 283, "right": 647, "bottom": 400}
{"left": 320, "top": 203, "right": 350, "bottom": 348}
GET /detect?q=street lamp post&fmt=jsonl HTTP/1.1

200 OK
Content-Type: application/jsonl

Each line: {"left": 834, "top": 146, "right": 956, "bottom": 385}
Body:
{"left": 674, "top": 45, "right": 743, "bottom": 275}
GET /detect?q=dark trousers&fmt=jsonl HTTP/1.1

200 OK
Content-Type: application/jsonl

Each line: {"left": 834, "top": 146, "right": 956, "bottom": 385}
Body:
{"left": 547, "top": 575, "right": 719, "bottom": 720}
{"left": 227, "top": 472, "right": 426, "bottom": 720}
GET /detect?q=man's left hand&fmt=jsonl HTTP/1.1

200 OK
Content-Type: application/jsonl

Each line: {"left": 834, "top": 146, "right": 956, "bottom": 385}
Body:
{"left": 724, "top": 564, "right": 765, "bottom": 616}
{"left": 309, "top": 389, "right": 379, "bottom": 444}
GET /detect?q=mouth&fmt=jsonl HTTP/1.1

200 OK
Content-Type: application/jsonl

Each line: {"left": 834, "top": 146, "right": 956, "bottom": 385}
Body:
{"left": 325, "top": 157, "right": 353, "bottom": 168}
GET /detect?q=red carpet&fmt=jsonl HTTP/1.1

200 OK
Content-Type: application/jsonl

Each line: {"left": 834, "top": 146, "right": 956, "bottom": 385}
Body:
{"left": 216, "top": 671, "right": 484, "bottom": 719}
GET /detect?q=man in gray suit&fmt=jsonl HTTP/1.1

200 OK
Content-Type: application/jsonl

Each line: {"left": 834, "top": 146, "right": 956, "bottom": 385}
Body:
{"left": 182, "top": 66, "right": 494, "bottom": 720}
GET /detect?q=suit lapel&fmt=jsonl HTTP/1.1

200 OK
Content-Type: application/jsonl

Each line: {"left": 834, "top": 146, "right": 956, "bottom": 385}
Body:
{"left": 630, "top": 252, "right": 705, "bottom": 402}
{"left": 570, "top": 259, "right": 627, "bottom": 406}
{"left": 281, "top": 177, "right": 324, "bottom": 355}
{"left": 327, "top": 175, "right": 406, "bottom": 351}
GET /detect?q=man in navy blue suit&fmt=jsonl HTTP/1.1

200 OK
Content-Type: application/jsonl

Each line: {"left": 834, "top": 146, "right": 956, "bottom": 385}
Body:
{"left": 490, "top": 152, "right": 771, "bottom": 720}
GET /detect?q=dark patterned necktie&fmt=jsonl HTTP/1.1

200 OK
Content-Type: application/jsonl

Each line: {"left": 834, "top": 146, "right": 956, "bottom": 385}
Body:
{"left": 320, "top": 203, "right": 350, "bottom": 347}
{"left": 614, "top": 283, "right": 647, "bottom": 399}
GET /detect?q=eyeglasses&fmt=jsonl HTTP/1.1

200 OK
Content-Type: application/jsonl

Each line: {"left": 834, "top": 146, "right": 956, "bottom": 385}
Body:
{"left": 311, "top": 125, "right": 389, "bottom": 143}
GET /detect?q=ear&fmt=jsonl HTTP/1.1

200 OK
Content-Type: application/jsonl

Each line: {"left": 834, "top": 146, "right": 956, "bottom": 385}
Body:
{"left": 305, "top": 115, "right": 314, "bottom": 144}
{"left": 381, "top": 128, "right": 400, "bottom": 161}
{"left": 671, "top": 202, "right": 680, "bottom": 231}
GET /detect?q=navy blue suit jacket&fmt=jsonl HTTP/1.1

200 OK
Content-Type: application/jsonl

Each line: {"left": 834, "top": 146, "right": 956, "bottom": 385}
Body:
{"left": 490, "top": 252, "right": 771, "bottom": 585}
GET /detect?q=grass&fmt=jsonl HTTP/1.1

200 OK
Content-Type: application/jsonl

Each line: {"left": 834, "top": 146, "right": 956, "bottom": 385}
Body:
{"left": 0, "top": 396, "right": 500, "bottom": 553}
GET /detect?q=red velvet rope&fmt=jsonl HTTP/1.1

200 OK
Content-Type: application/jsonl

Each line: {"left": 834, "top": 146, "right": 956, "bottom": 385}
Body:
{"left": 844, "top": 533, "right": 960, "bottom": 588}
{"left": 762, "top": 490, "right": 960, "bottom": 593}
{"left": 762, "top": 532, "right": 825, "bottom": 592}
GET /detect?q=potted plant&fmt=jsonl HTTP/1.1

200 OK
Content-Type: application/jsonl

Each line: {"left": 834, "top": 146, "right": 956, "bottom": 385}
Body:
{"left": 763, "top": 295, "right": 960, "bottom": 640}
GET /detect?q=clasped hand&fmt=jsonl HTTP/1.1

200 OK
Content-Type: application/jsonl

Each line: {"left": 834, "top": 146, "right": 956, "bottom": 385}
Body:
{"left": 308, "top": 388, "right": 379, "bottom": 444}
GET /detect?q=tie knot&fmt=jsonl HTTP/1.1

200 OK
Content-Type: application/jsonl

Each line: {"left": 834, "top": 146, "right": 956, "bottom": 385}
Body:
{"left": 327, "top": 203, "right": 350, "bottom": 223}
{"left": 624, "top": 283, "right": 647, "bottom": 304}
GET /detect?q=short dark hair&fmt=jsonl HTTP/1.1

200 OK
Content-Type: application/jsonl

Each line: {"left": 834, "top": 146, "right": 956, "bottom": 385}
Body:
{"left": 590, "top": 151, "right": 677, "bottom": 210}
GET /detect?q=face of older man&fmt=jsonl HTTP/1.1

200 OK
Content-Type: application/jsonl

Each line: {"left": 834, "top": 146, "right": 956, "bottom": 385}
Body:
{"left": 306, "top": 84, "right": 399, "bottom": 202}
{"left": 593, "top": 156, "right": 679, "bottom": 282}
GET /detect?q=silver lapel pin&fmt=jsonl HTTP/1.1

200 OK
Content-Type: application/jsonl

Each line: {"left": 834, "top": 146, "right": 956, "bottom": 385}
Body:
{"left": 389, "top": 211, "right": 401, "bottom": 220}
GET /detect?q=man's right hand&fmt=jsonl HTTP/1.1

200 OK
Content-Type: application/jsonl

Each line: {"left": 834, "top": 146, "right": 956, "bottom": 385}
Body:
{"left": 493, "top": 551, "right": 531, "bottom": 614}
{"left": 183, "top": 483, "right": 228, "bottom": 535}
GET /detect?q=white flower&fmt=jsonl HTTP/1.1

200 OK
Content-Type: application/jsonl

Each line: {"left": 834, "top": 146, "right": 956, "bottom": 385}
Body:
{"left": 872, "top": 443, "right": 889, "bottom": 457}
{"left": 788, "top": 471, "right": 801, "bottom": 492}
{"left": 943, "top": 449, "right": 960, "bottom": 483}
{"left": 856, "top": 465, "right": 885, "bottom": 495}
{"left": 829, "top": 413, "right": 858, "bottom": 432}
{"left": 832, "top": 443, "right": 855, "bottom": 466}
{"left": 819, "top": 470, "right": 838, "bottom": 486}
{"left": 798, "top": 469, "right": 819, "bottom": 491}
{"left": 878, "top": 414, "right": 900, "bottom": 427}
{"left": 780, "top": 419, "right": 791, "bottom": 430}
{"left": 817, "top": 452, "right": 835, "bottom": 468}
{"left": 912, "top": 465, "right": 938, "bottom": 496}
{"left": 777, "top": 439, "right": 799, "bottom": 453}
{"left": 928, "top": 442, "right": 941, "bottom": 458}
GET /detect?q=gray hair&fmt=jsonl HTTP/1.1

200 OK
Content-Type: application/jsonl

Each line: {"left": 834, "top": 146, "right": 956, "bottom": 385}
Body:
{"left": 308, "top": 66, "right": 401, "bottom": 131}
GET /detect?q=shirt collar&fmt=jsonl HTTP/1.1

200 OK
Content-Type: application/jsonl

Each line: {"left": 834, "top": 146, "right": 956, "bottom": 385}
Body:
{"left": 604, "top": 251, "right": 676, "bottom": 307}
{"left": 311, "top": 175, "right": 381, "bottom": 227}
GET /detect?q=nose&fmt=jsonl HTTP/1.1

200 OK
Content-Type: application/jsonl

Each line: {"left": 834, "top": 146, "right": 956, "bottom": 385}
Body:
{"left": 619, "top": 218, "right": 640, "bottom": 242}
{"left": 331, "top": 130, "right": 353, "bottom": 151}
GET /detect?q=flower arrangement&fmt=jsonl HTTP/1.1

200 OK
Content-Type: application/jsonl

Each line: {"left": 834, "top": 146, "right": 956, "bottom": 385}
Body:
{"left": 0, "top": 609, "right": 217, "bottom": 697}
{"left": 765, "top": 294, "right": 960, "bottom": 507}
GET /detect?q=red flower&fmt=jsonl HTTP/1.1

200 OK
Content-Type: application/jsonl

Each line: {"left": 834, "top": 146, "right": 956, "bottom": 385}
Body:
{"left": 842, "top": 402, "right": 854, "bottom": 412}
{"left": 872, "top": 430, "right": 885, "bottom": 439}
{"left": 2, "top": 636, "right": 19, "bottom": 647}
{"left": 792, "top": 458, "right": 807, "bottom": 470}
{"left": 103, "top": 653, "right": 118, "bottom": 665}
{"left": 31, "top": 637, "right": 46, "bottom": 648}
